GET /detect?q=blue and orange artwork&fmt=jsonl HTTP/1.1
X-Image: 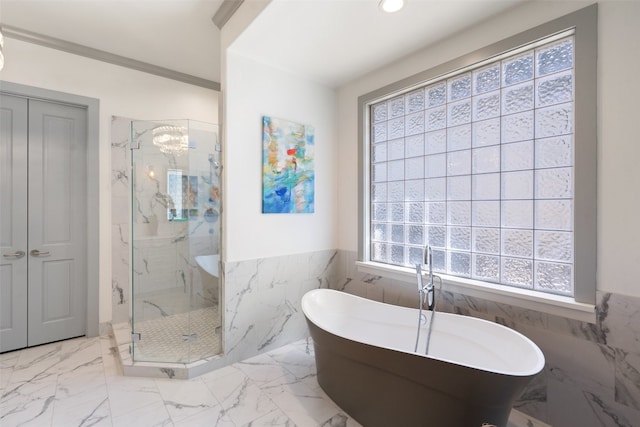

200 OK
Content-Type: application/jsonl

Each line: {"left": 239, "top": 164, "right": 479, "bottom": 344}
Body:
{"left": 262, "top": 116, "right": 315, "bottom": 214}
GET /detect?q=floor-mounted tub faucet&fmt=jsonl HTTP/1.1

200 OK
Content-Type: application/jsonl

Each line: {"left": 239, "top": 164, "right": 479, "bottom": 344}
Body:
{"left": 415, "top": 245, "right": 442, "bottom": 354}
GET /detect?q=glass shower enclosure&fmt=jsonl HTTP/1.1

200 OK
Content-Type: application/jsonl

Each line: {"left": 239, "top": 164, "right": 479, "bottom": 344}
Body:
{"left": 130, "top": 119, "right": 222, "bottom": 363}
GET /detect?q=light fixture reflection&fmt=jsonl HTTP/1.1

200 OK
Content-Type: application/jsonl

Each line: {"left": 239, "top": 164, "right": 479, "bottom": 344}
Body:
{"left": 152, "top": 125, "right": 188, "bottom": 155}
{"left": 379, "top": 0, "right": 405, "bottom": 13}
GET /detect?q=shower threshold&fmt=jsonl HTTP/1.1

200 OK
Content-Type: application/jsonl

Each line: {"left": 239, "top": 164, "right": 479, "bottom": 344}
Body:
{"left": 111, "top": 309, "right": 225, "bottom": 379}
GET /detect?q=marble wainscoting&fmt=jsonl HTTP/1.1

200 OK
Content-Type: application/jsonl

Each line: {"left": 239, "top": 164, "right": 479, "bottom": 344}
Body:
{"left": 331, "top": 250, "right": 640, "bottom": 427}
{"left": 222, "top": 249, "right": 339, "bottom": 365}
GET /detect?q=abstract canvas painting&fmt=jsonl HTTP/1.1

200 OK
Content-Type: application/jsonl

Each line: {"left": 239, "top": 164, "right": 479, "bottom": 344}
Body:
{"left": 262, "top": 116, "right": 315, "bottom": 213}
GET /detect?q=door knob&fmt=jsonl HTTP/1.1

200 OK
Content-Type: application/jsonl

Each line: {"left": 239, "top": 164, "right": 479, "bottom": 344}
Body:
{"left": 30, "top": 249, "right": 51, "bottom": 257}
{"left": 3, "top": 251, "right": 26, "bottom": 259}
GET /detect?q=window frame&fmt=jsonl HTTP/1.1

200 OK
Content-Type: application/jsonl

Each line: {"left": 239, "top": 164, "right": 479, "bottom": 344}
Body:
{"left": 357, "top": 5, "right": 597, "bottom": 313}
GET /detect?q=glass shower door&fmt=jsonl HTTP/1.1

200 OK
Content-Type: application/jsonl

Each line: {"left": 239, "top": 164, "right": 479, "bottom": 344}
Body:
{"left": 130, "top": 119, "right": 221, "bottom": 364}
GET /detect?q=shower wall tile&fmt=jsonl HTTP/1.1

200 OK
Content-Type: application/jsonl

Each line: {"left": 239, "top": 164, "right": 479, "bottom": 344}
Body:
{"left": 331, "top": 249, "right": 640, "bottom": 427}
{"left": 112, "top": 196, "right": 130, "bottom": 225}
{"left": 111, "top": 117, "right": 133, "bottom": 325}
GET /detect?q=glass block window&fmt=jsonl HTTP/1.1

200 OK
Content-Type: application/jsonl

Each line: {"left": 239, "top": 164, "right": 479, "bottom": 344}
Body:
{"left": 369, "top": 35, "right": 575, "bottom": 296}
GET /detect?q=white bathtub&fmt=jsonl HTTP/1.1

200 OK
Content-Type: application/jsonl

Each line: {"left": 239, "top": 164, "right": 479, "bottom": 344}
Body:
{"left": 302, "top": 289, "right": 545, "bottom": 427}
{"left": 195, "top": 254, "right": 219, "bottom": 303}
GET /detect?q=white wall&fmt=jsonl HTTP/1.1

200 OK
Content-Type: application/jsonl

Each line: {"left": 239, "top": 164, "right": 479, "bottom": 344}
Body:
{"left": 336, "top": 0, "right": 640, "bottom": 297}
{"left": 0, "top": 38, "right": 219, "bottom": 323}
{"left": 223, "top": 50, "right": 338, "bottom": 262}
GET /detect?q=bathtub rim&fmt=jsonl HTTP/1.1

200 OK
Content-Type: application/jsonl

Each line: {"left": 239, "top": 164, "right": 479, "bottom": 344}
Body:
{"left": 302, "top": 288, "right": 545, "bottom": 377}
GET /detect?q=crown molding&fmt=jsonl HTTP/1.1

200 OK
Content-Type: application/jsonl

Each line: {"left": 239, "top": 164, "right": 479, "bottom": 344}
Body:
{"left": 1, "top": 24, "right": 220, "bottom": 91}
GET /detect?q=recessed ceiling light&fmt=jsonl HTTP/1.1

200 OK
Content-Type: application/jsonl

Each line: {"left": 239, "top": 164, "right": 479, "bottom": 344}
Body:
{"left": 379, "top": 0, "right": 405, "bottom": 13}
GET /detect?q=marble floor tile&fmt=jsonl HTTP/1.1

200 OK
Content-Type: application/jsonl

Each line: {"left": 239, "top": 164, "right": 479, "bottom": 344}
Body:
{"left": 173, "top": 404, "right": 235, "bottom": 427}
{"left": 0, "top": 377, "right": 57, "bottom": 426}
{"left": 105, "top": 375, "right": 164, "bottom": 418}
{"left": 0, "top": 335, "right": 549, "bottom": 427}
{"left": 235, "top": 353, "right": 289, "bottom": 385}
{"left": 205, "top": 368, "right": 281, "bottom": 426}
{"left": 50, "top": 394, "right": 111, "bottom": 427}
{"left": 239, "top": 408, "right": 296, "bottom": 427}
{"left": 155, "top": 377, "right": 219, "bottom": 422}
{"left": 110, "top": 400, "right": 172, "bottom": 427}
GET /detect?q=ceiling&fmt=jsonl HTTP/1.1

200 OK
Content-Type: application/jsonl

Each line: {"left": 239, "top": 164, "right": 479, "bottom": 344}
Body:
{"left": 0, "top": 0, "right": 527, "bottom": 89}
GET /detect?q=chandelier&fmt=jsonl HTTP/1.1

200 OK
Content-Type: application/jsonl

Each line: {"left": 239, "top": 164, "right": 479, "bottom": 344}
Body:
{"left": 152, "top": 125, "right": 188, "bottom": 155}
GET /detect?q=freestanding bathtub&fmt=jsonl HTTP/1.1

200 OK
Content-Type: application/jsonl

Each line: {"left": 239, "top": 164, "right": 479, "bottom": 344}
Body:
{"left": 301, "top": 289, "right": 544, "bottom": 427}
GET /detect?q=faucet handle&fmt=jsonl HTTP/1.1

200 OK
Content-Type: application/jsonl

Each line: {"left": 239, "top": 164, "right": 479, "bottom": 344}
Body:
{"left": 415, "top": 264, "right": 424, "bottom": 291}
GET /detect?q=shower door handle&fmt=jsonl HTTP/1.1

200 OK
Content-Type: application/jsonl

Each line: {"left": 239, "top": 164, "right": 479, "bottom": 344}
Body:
{"left": 30, "top": 249, "right": 51, "bottom": 257}
{"left": 3, "top": 251, "right": 26, "bottom": 259}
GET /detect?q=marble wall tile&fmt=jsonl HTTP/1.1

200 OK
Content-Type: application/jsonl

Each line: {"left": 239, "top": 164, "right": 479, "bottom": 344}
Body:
{"left": 547, "top": 313, "right": 603, "bottom": 344}
{"left": 310, "top": 249, "right": 339, "bottom": 283}
{"left": 547, "top": 377, "right": 638, "bottom": 427}
{"left": 437, "top": 289, "right": 456, "bottom": 313}
{"left": 256, "top": 256, "right": 294, "bottom": 292}
{"left": 222, "top": 251, "right": 338, "bottom": 365}
{"left": 336, "top": 277, "right": 367, "bottom": 298}
{"left": 527, "top": 327, "right": 616, "bottom": 398}
{"left": 513, "top": 366, "right": 548, "bottom": 423}
{"left": 598, "top": 292, "right": 640, "bottom": 354}
{"left": 488, "top": 300, "right": 548, "bottom": 329}
{"left": 382, "top": 282, "right": 420, "bottom": 309}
